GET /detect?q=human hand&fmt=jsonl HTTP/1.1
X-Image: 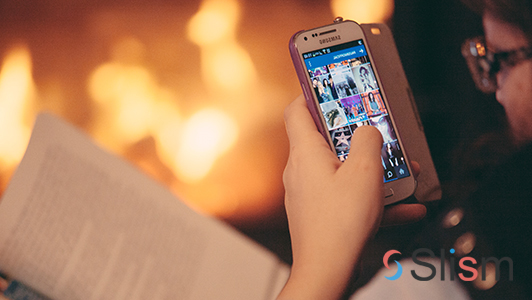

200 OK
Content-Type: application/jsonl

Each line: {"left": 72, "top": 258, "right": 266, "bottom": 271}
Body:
{"left": 0, "top": 276, "right": 8, "bottom": 300}
{"left": 380, "top": 161, "right": 426, "bottom": 227}
{"left": 279, "top": 95, "right": 385, "bottom": 300}
{"left": 0, "top": 276, "right": 7, "bottom": 293}
{"left": 278, "top": 95, "right": 426, "bottom": 300}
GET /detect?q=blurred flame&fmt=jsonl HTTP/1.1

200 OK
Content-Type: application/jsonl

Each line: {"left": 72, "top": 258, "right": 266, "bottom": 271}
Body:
{"left": 188, "top": 0, "right": 257, "bottom": 93}
{"left": 88, "top": 35, "right": 240, "bottom": 189}
{"left": 76, "top": 0, "right": 278, "bottom": 220}
{"left": 187, "top": 0, "right": 239, "bottom": 46}
{"left": 202, "top": 44, "right": 256, "bottom": 91}
{"left": 331, "top": 0, "right": 394, "bottom": 23}
{"left": 174, "top": 109, "right": 238, "bottom": 183}
{"left": 88, "top": 37, "right": 182, "bottom": 152}
{"left": 89, "top": 63, "right": 169, "bottom": 145}
{"left": 0, "top": 1, "right": 313, "bottom": 224}
{"left": 0, "top": 45, "right": 35, "bottom": 171}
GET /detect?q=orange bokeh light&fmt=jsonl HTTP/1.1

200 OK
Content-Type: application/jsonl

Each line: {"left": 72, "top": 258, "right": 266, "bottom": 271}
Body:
{"left": 0, "top": 45, "right": 35, "bottom": 172}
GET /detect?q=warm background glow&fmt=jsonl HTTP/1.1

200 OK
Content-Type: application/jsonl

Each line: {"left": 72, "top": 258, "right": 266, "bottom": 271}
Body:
{"left": 0, "top": 0, "right": 395, "bottom": 227}
{"left": 0, "top": 46, "right": 35, "bottom": 175}
{"left": 331, "top": 0, "right": 394, "bottom": 23}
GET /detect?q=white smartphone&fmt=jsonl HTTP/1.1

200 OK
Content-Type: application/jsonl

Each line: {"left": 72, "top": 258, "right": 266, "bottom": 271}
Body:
{"left": 289, "top": 19, "right": 417, "bottom": 204}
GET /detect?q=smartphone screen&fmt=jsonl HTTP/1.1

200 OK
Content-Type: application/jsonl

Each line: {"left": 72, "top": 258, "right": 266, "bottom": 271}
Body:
{"left": 302, "top": 39, "right": 410, "bottom": 183}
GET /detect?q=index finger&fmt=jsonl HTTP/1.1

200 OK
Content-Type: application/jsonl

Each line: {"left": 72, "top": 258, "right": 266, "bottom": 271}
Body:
{"left": 284, "top": 95, "right": 334, "bottom": 156}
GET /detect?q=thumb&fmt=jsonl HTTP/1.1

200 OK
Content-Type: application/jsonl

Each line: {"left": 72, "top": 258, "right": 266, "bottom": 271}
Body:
{"left": 342, "top": 125, "right": 383, "bottom": 175}
{"left": 336, "top": 126, "right": 384, "bottom": 202}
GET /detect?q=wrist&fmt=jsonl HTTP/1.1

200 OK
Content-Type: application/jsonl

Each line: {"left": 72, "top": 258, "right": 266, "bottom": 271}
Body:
{"left": 278, "top": 244, "right": 361, "bottom": 300}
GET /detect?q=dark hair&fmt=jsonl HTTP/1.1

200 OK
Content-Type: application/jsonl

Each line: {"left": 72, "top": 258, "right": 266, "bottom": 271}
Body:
{"left": 462, "top": 0, "right": 532, "bottom": 38}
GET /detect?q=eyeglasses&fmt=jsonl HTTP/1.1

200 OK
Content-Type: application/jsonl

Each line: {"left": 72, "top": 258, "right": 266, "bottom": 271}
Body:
{"left": 462, "top": 36, "right": 532, "bottom": 93}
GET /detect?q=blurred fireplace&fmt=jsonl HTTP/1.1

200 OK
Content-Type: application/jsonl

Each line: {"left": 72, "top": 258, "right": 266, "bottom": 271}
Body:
{"left": 0, "top": 0, "right": 393, "bottom": 227}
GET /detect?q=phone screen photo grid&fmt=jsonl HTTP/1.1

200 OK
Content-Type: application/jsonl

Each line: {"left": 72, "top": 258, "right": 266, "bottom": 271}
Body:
{"left": 306, "top": 50, "right": 409, "bottom": 182}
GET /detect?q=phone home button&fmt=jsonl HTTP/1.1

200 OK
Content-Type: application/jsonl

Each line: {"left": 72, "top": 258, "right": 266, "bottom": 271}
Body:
{"left": 384, "top": 188, "right": 394, "bottom": 198}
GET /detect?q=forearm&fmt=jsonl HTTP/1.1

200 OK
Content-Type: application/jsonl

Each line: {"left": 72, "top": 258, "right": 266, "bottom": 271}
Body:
{"left": 277, "top": 217, "right": 377, "bottom": 300}
{"left": 277, "top": 244, "right": 362, "bottom": 300}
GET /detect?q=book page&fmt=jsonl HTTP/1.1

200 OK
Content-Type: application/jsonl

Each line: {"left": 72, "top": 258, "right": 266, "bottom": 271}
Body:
{"left": 0, "top": 113, "right": 288, "bottom": 300}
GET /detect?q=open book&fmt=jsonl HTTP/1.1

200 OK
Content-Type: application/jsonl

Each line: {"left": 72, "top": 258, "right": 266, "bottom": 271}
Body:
{"left": 0, "top": 113, "right": 289, "bottom": 300}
